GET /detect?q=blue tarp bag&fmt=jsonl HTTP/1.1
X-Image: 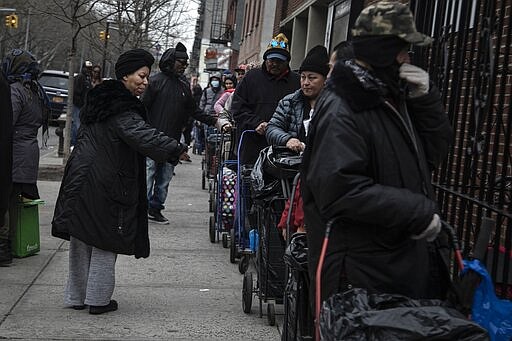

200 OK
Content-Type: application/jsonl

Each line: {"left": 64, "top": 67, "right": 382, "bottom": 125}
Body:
{"left": 463, "top": 259, "right": 512, "bottom": 341}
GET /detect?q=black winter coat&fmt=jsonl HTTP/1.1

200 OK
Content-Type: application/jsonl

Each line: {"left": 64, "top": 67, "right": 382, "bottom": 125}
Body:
{"left": 73, "top": 68, "right": 92, "bottom": 108}
{"left": 11, "top": 82, "right": 44, "bottom": 184}
{"left": 231, "top": 64, "right": 300, "bottom": 165}
{"left": 52, "top": 80, "right": 186, "bottom": 258}
{"left": 301, "top": 61, "right": 452, "bottom": 305}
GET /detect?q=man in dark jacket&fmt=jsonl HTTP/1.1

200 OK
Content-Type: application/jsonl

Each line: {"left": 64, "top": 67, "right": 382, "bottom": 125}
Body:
{"left": 301, "top": 1, "right": 453, "bottom": 310}
{"left": 231, "top": 33, "right": 300, "bottom": 166}
{"left": 142, "top": 43, "right": 228, "bottom": 224}
{"left": 72, "top": 60, "right": 92, "bottom": 145}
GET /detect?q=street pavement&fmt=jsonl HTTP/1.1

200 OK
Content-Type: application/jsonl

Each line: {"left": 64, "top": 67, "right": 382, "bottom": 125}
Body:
{"left": 0, "top": 131, "right": 283, "bottom": 340}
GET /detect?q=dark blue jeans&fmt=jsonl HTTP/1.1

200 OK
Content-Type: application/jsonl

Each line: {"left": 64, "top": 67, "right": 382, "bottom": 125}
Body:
{"left": 146, "top": 158, "right": 174, "bottom": 211}
{"left": 71, "top": 105, "right": 81, "bottom": 146}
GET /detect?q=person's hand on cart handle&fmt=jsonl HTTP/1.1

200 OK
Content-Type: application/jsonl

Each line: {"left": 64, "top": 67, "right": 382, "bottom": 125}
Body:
{"left": 255, "top": 122, "right": 268, "bottom": 135}
{"left": 411, "top": 213, "right": 441, "bottom": 242}
{"left": 286, "top": 138, "right": 305, "bottom": 153}
{"left": 215, "top": 118, "right": 232, "bottom": 132}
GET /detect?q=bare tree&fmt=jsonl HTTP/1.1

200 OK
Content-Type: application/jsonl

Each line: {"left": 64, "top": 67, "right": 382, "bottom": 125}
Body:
{"left": 12, "top": 0, "right": 196, "bottom": 164}
{"left": 112, "top": 0, "right": 194, "bottom": 52}
{"left": 28, "top": 0, "right": 118, "bottom": 163}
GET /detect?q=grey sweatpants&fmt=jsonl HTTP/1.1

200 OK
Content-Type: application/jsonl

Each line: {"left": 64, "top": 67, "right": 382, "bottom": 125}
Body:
{"left": 64, "top": 237, "right": 117, "bottom": 306}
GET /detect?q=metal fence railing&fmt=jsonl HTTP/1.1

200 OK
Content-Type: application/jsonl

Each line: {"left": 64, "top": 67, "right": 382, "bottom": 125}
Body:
{"left": 410, "top": 0, "right": 512, "bottom": 298}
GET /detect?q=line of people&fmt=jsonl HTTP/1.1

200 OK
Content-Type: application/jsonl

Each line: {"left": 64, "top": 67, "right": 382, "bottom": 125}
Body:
{"left": 230, "top": 2, "right": 452, "bottom": 337}
{"left": 1, "top": 2, "right": 454, "bottom": 330}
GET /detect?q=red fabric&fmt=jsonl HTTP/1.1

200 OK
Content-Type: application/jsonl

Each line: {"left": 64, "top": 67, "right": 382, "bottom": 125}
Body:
{"left": 277, "top": 180, "right": 304, "bottom": 233}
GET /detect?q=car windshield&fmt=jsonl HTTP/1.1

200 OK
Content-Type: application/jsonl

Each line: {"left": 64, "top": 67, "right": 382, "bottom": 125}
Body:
{"left": 39, "top": 75, "right": 68, "bottom": 89}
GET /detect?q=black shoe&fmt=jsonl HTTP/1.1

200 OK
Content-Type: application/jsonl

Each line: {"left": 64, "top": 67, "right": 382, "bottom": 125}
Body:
{"left": 0, "top": 239, "right": 12, "bottom": 266}
{"left": 72, "top": 305, "right": 86, "bottom": 310}
{"left": 148, "top": 208, "right": 169, "bottom": 225}
{"left": 89, "top": 300, "right": 118, "bottom": 315}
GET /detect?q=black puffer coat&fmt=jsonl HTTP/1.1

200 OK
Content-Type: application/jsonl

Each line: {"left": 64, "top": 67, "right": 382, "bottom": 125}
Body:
{"left": 301, "top": 61, "right": 452, "bottom": 305}
{"left": 52, "top": 80, "right": 186, "bottom": 258}
{"left": 266, "top": 89, "right": 307, "bottom": 146}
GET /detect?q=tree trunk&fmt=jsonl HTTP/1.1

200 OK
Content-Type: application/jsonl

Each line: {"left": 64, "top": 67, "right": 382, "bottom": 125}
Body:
{"left": 63, "top": 21, "right": 78, "bottom": 165}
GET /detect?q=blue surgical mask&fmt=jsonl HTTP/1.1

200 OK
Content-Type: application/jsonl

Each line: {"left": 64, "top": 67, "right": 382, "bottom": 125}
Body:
{"left": 211, "top": 80, "right": 220, "bottom": 88}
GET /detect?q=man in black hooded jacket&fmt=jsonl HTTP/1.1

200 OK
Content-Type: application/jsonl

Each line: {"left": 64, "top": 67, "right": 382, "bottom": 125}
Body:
{"left": 301, "top": 1, "right": 453, "bottom": 310}
{"left": 142, "top": 43, "right": 228, "bottom": 224}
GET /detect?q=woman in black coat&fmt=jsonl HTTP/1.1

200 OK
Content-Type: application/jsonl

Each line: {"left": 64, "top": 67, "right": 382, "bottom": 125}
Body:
{"left": 52, "top": 49, "right": 188, "bottom": 314}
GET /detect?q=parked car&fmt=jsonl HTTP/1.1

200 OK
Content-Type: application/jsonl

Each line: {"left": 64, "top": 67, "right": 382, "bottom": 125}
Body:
{"left": 39, "top": 70, "right": 72, "bottom": 122}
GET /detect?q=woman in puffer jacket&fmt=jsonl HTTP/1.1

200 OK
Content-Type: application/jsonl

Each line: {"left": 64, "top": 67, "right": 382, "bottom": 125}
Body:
{"left": 266, "top": 45, "right": 329, "bottom": 240}
{"left": 266, "top": 46, "right": 329, "bottom": 153}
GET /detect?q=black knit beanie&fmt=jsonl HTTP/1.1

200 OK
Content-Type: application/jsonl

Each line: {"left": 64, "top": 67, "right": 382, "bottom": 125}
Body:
{"left": 299, "top": 45, "right": 329, "bottom": 77}
{"left": 115, "top": 49, "right": 155, "bottom": 80}
{"left": 175, "top": 42, "right": 189, "bottom": 60}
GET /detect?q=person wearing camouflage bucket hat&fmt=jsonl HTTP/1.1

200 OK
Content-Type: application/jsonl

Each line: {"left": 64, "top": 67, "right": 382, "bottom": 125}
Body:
{"left": 349, "top": 1, "right": 434, "bottom": 99}
{"left": 352, "top": 1, "right": 432, "bottom": 46}
{"left": 301, "top": 1, "right": 453, "bottom": 317}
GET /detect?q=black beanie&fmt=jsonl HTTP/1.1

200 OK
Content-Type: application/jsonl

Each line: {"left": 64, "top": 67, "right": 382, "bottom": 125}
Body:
{"left": 115, "top": 49, "right": 155, "bottom": 80}
{"left": 299, "top": 45, "right": 329, "bottom": 77}
{"left": 175, "top": 42, "right": 189, "bottom": 60}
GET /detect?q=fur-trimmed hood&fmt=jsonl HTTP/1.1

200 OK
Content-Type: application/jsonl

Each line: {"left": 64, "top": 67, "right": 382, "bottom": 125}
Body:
{"left": 327, "top": 59, "right": 387, "bottom": 112}
{"left": 80, "top": 80, "right": 146, "bottom": 124}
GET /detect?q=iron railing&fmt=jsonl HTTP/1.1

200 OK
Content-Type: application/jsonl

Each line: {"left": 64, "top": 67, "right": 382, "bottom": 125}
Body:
{"left": 410, "top": 0, "right": 512, "bottom": 298}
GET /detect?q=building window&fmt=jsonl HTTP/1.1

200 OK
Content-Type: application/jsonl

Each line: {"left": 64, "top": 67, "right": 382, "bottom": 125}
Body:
{"left": 327, "top": 0, "right": 351, "bottom": 50}
{"left": 243, "top": 3, "right": 249, "bottom": 36}
{"left": 255, "top": 0, "right": 261, "bottom": 27}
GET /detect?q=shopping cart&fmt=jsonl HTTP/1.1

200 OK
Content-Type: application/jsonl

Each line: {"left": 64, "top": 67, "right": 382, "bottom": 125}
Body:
{"left": 208, "top": 130, "right": 237, "bottom": 246}
{"left": 241, "top": 146, "right": 301, "bottom": 326}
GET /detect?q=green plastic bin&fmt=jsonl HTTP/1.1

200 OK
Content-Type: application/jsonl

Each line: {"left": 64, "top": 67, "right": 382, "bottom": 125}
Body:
{"left": 11, "top": 199, "right": 44, "bottom": 258}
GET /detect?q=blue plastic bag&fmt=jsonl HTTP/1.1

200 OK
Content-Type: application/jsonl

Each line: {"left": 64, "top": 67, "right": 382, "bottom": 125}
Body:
{"left": 463, "top": 259, "right": 512, "bottom": 341}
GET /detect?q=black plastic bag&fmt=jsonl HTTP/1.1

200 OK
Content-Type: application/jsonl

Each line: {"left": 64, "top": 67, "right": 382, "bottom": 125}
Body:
{"left": 263, "top": 146, "right": 301, "bottom": 180}
{"left": 258, "top": 204, "right": 285, "bottom": 302}
{"left": 284, "top": 232, "right": 308, "bottom": 272}
{"left": 320, "top": 288, "right": 489, "bottom": 341}
{"left": 283, "top": 233, "right": 313, "bottom": 341}
{"left": 250, "top": 147, "right": 282, "bottom": 199}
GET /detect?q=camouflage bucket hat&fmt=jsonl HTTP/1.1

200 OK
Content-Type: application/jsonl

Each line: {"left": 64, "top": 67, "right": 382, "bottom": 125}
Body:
{"left": 352, "top": 1, "right": 432, "bottom": 46}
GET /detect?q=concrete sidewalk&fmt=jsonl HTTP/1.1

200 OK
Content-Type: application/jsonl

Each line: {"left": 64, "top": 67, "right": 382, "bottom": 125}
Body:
{"left": 0, "top": 149, "right": 282, "bottom": 340}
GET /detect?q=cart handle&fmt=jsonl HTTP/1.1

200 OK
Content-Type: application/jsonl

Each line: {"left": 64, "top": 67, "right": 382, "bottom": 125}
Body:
{"left": 441, "top": 221, "right": 465, "bottom": 272}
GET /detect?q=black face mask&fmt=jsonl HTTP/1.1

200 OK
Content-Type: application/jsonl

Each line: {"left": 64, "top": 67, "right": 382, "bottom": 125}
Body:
{"left": 371, "top": 62, "right": 402, "bottom": 99}
{"left": 352, "top": 35, "right": 409, "bottom": 99}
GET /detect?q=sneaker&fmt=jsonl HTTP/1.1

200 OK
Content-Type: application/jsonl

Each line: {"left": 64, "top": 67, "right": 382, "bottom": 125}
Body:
{"left": 148, "top": 208, "right": 169, "bottom": 225}
{"left": 89, "top": 300, "right": 118, "bottom": 315}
